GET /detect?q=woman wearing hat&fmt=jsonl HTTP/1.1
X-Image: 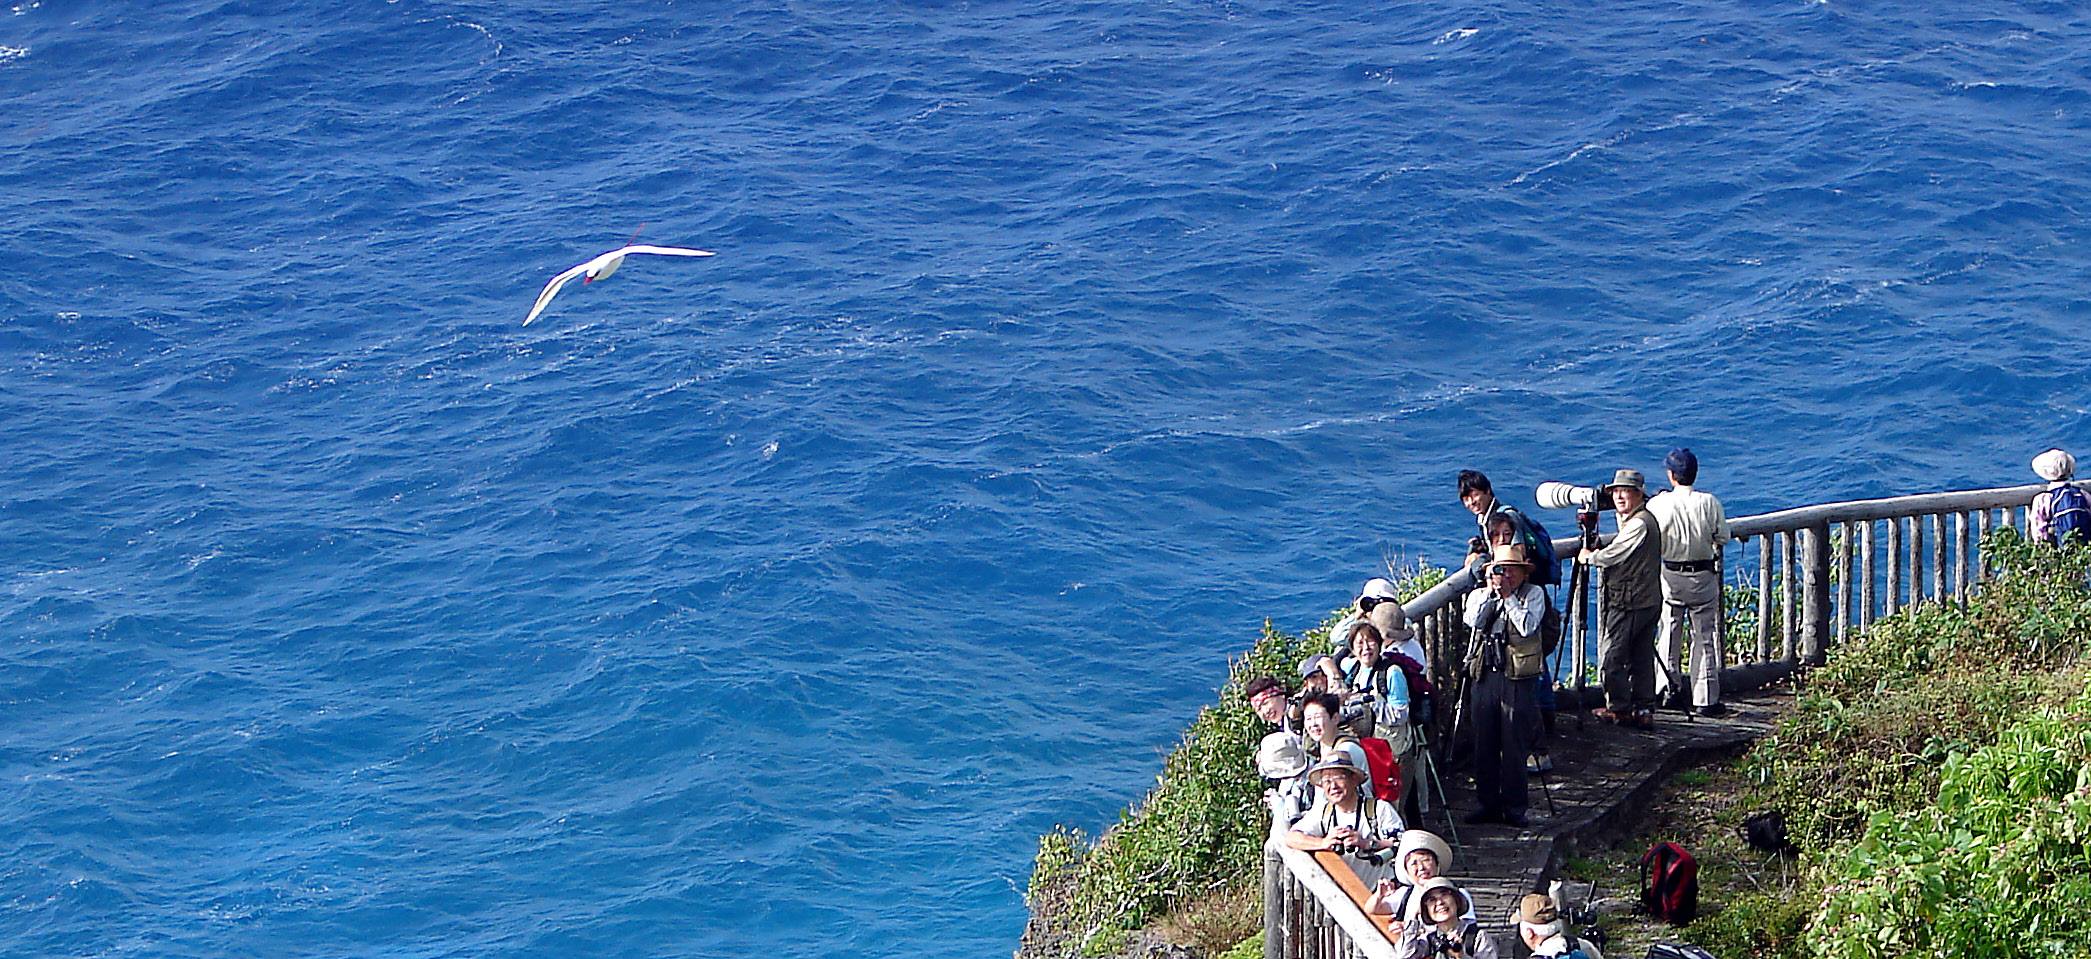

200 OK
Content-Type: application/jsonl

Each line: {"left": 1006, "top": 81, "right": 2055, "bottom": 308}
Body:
{"left": 2030, "top": 449, "right": 2087, "bottom": 547}
{"left": 1394, "top": 878, "right": 1498, "bottom": 959}
{"left": 1256, "top": 732, "right": 1313, "bottom": 824}
{"left": 1282, "top": 752, "right": 1403, "bottom": 884}
{"left": 1364, "top": 830, "right": 1472, "bottom": 923}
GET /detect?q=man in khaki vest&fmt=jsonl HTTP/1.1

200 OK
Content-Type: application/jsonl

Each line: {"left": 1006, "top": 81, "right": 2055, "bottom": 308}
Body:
{"left": 1578, "top": 469, "right": 1663, "bottom": 728}
{"left": 1459, "top": 544, "right": 1549, "bottom": 826}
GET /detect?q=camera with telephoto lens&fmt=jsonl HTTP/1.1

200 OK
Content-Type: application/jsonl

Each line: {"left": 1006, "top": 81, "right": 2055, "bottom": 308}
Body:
{"left": 1536, "top": 481, "right": 1606, "bottom": 550}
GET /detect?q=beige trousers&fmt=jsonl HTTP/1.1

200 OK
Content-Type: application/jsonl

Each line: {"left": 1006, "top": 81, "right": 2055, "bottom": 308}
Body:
{"left": 1657, "top": 567, "right": 1723, "bottom": 707}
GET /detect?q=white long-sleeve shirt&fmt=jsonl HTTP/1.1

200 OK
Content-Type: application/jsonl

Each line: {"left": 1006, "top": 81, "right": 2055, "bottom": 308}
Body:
{"left": 1646, "top": 484, "right": 1731, "bottom": 562}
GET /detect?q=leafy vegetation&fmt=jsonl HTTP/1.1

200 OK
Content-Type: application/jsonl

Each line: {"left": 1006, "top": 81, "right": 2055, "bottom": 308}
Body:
{"left": 1024, "top": 560, "right": 1444, "bottom": 957}
{"left": 1598, "top": 530, "right": 2091, "bottom": 959}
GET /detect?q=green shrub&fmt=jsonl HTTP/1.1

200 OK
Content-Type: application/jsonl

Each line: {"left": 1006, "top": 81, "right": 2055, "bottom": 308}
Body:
{"left": 1811, "top": 682, "right": 2091, "bottom": 959}
{"left": 1684, "top": 887, "right": 1814, "bottom": 959}
{"left": 1742, "top": 532, "right": 2091, "bottom": 848}
{"left": 1024, "top": 618, "right": 1322, "bottom": 955}
{"left": 1216, "top": 932, "right": 1263, "bottom": 959}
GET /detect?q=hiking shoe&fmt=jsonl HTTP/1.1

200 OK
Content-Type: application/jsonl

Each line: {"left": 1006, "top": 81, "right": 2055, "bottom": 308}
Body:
{"left": 1526, "top": 753, "right": 1553, "bottom": 773}
{"left": 1628, "top": 710, "right": 1655, "bottom": 729}
{"left": 1696, "top": 703, "right": 1731, "bottom": 718}
{"left": 1501, "top": 811, "right": 1529, "bottom": 828}
{"left": 1590, "top": 707, "right": 1625, "bottom": 724}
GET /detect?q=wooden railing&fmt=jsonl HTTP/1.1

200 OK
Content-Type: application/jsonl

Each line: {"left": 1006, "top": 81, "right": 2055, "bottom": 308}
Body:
{"left": 1262, "top": 481, "right": 2072, "bottom": 959}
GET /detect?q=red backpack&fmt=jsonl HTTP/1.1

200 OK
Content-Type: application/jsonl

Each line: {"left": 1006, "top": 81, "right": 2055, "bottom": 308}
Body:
{"left": 1640, "top": 842, "right": 1699, "bottom": 925}
{"left": 1357, "top": 737, "right": 1402, "bottom": 801}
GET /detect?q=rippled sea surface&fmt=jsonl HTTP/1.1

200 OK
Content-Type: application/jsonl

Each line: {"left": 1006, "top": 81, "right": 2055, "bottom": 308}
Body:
{"left": 1, "top": 1, "right": 2087, "bottom": 956}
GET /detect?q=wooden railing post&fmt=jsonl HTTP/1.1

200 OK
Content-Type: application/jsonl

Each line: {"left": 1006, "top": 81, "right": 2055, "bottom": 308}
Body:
{"left": 1756, "top": 536, "right": 1773, "bottom": 660}
{"left": 1801, "top": 523, "right": 1831, "bottom": 665}
{"left": 1265, "top": 843, "right": 1285, "bottom": 959}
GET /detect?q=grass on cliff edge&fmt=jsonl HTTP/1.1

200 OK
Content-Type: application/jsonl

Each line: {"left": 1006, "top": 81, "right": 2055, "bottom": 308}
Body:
{"left": 1587, "top": 530, "right": 2091, "bottom": 959}
{"left": 1023, "top": 564, "right": 1444, "bottom": 958}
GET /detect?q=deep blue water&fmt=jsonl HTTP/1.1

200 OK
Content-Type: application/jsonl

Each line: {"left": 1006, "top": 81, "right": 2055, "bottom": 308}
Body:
{"left": 1, "top": 1, "right": 2087, "bottom": 956}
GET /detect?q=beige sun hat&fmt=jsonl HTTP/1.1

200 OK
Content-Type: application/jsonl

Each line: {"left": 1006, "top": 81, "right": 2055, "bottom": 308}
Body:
{"left": 1601, "top": 468, "right": 1647, "bottom": 494}
{"left": 1394, "top": 830, "right": 1454, "bottom": 884}
{"left": 2033, "top": 448, "right": 2076, "bottom": 482}
{"left": 1257, "top": 732, "right": 1309, "bottom": 779}
{"left": 1366, "top": 602, "right": 1413, "bottom": 641}
{"left": 1403, "top": 876, "right": 1474, "bottom": 922}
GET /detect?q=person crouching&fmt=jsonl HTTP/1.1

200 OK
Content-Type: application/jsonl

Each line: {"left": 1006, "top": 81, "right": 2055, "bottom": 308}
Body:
{"left": 1459, "top": 544, "right": 1549, "bottom": 827}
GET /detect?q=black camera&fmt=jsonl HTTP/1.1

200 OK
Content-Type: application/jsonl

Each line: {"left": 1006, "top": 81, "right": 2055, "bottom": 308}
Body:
{"left": 1424, "top": 930, "right": 1463, "bottom": 956}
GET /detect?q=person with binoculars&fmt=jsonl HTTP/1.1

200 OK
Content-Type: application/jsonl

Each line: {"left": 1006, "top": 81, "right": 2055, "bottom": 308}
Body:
{"left": 1458, "top": 543, "right": 1552, "bottom": 826}
{"left": 1281, "top": 752, "right": 1404, "bottom": 883}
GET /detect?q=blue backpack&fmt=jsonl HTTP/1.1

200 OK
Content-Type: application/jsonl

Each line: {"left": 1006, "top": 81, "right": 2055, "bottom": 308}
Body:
{"left": 2051, "top": 484, "right": 2091, "bottom": 546}
{"left": 1514, "top": 510, "right": 1562, "bottom": 586}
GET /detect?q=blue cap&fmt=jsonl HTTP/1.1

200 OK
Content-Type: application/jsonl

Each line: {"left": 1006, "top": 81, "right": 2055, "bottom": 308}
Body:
{"left": 1665, "top": 448, "right": 1697, "bottom": 476}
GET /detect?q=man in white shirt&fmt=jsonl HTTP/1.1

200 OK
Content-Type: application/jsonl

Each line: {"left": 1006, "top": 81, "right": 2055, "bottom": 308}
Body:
{"left": 1644, "top": 448, "right": 1733, "bottom": 717}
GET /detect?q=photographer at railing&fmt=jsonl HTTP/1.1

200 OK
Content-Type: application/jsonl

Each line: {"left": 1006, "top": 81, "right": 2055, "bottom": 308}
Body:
{"left": 1281, "top": 753, "right": 1404, "bottom": 884}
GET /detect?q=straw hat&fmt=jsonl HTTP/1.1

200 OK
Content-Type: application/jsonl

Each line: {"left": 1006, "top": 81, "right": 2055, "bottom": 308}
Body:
{"left": 1394, "top": 830, "right": 1454, "bottom": 884}
{"left": 1483, "top": 543, "right": 1534, "bottom": 570}
{"left": 1601, "top": 469, "right": 1647, "bottom": 494}
{"left": 1257, "top": 732, "right": 1309, "bottom": 779}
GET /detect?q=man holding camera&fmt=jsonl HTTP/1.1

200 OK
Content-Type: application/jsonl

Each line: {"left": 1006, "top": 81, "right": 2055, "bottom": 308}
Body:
{"left": 1577, "top": 469, "right": 1664, "bottom": 728}
{"left": 1282, "top": 753, "right": 1403, "bottom": 883}
{"left": 1458, "top": 544, "right": 1551, "bottom": 827}
{"left": 1646, "top": 448, "right": 1732, "bottom": 717}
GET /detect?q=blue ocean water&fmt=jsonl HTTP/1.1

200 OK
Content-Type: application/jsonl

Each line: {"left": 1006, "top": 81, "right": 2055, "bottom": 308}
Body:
{"left": 1, "top": 1, "right": 2086, "bottom": 956}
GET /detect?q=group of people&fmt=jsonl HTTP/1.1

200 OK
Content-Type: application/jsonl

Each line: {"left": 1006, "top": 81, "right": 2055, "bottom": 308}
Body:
{"left": 1239, "top": 447, "right": 2087, "bottom": 956}
{"left": 1247, "top": 450, "right": 1735, "bottom": 957}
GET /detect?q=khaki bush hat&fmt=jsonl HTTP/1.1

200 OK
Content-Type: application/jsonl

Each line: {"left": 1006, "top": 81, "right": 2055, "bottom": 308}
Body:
{"left": 1366, "top": 602, "right": 1413, "bottom": 641}
{"left": 1517, "top": 892, "right": 1559, "bottom": 925}
{"left": 1306, "top": 752, "right": 1367, "bottom": 782}
{"left": 1601, "top": 468, "right": 1647, "bottom": 494}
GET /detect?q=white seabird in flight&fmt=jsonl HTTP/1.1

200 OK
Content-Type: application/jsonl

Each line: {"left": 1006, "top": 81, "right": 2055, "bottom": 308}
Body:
{"left": 523, "top": 244, "right": 715, "bottom": 326}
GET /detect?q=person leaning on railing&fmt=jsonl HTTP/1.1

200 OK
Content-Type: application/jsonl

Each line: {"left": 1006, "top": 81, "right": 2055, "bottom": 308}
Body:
{"left": 1281, "top": 753, "right": 1404, "bottom": 884}
{"left": 1578, "top": 469, "right": 1664, "bottom": 729}
{"left": 2030, "top": 448, "right": 2086, "bottom": 546}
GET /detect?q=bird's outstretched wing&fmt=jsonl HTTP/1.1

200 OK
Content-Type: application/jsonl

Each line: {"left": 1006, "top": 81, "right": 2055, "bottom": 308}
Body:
{"left": 619, "top": 245, "right": 716, "bottom": 258}
{"left": 523, "top": 261, "right": 593, "bottom": 326}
